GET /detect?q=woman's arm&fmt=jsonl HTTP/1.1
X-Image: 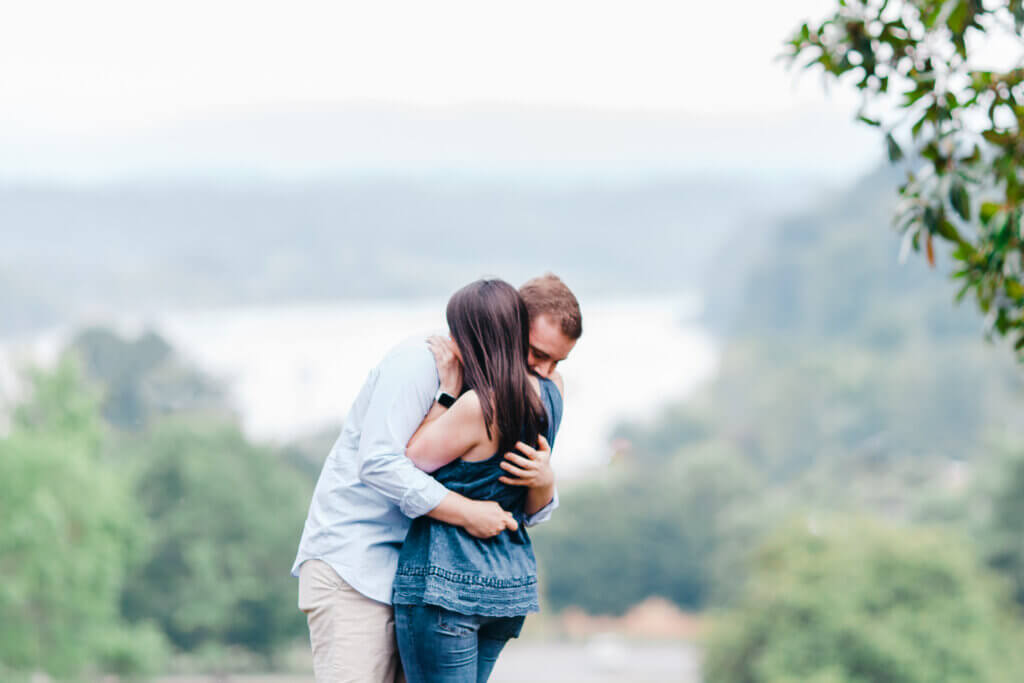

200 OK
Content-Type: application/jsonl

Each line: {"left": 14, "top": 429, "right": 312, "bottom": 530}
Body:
{"left": 406, "top": 391, "right": 488, "bottom": 473}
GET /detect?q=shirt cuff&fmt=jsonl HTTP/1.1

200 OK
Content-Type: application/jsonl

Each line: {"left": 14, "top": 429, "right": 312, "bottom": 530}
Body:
{"left": 524, "top": 488, "right": 559, "bottom": 527}
{"left": 399, "top": 476, "right": 450, "bottom": 518}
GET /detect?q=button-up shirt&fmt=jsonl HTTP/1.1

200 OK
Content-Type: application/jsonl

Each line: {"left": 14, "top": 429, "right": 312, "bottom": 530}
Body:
{"left": 291, "top": 337, "right": 558, "bottom": 604}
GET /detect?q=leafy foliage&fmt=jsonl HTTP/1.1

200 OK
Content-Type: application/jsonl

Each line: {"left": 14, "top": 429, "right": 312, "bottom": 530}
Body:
{"left": 787, "top": 0, "right": 1024, "bottom": 356}
{"left": 705, "top": 518, "right": 1024, "bottom": 683}
{"left": 1, "top": 332, "right": 320, "bottom": 677}
{"left": 119, "top": 418, "right": 311, "bottom": 656}
{"left": 0, "top": 360, "right": 167, "bottom": 678}
{"left": 535, "top": 450, "right": 765, "bottom": 614}
{"left": 981, "top": 450, "right": 1024, "bottom": 605}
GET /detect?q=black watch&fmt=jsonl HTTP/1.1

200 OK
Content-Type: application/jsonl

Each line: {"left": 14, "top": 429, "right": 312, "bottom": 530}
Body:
{"left": 435, "top": 389, "right": 457, "bottom": 408}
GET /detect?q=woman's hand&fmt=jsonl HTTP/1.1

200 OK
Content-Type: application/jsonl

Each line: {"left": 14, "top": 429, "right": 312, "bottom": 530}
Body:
{"left": 427, "top": 335, "right": 462, "bottom": 395}
{"left": 499, "top": 435, "right": 553, "bottom": 489}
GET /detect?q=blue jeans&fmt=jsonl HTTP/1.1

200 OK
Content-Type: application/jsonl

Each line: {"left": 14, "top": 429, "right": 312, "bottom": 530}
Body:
{"left": 394, "top": 604, "right": 525, "bottom": 683}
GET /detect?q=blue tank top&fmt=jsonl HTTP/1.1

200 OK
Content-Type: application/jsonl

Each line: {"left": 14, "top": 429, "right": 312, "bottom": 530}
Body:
{"left": 392, "top": 376, "right": 563, "bottom": 617}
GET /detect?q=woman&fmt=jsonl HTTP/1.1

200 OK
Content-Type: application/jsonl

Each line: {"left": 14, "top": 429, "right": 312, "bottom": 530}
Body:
{"left": 392, "top": 279, "right": 564, "bottom": 683}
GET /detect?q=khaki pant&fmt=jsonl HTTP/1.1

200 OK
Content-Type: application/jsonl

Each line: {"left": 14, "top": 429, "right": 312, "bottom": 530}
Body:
{"left": 298, "top": 559, "right": 404, "bottom": 683}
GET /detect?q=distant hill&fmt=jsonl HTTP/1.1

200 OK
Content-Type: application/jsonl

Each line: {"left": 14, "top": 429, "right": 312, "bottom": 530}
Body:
{"left": 0, "top": 174, "right": 812, "bottom": 334}
{"left": 703, "top": 166, "right": 981, "bottom": 344}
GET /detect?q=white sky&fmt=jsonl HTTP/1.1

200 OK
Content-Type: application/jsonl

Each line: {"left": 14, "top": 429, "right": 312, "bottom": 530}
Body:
{"left": 1, "top": 0, "right": 853, "bottom": 132}
{"left": 1, "top": 1, "right": 890, "bottom": 181}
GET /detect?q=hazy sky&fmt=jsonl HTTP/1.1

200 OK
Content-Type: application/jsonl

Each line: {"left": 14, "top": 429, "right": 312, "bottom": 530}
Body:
{"left": 2, "top": 1, "right": 881, "bottom": 181}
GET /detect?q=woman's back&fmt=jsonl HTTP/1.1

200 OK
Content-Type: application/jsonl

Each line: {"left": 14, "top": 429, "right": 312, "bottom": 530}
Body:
{"left": 393, "top": 376, "right": 563, "bottom": 617}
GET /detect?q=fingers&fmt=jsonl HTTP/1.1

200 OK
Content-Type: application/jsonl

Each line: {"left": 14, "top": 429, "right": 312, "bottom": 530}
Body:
{"left": 427, "top": 337, "right": 449, "bottom": 361}
{"left": 428, "top": 336, "right": 457, "bottom": 359}
{"left": 536, "top": 434, "right": 550, "bottom": 452}
{"left": 440, "top": 337, "right": 460, "bottom": 355}
{"left": 513, "top": 441, "right": 539, "bottom": 459}
{"left": 498, "top": 475, "right": 529, "bottom": 487}
{"left": 503, "top": 452, "right": 534, "bottom": 469}
{"left": 504, "top": 513, "right": 519, "bottom": 532}
{"left": 500, "top": 462, "right": 531, "bottom": 478}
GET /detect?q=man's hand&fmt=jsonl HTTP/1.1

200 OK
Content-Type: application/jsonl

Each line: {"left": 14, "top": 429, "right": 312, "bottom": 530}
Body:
{"left": 427, "top": 335, "right": 463, "bottom": 395}
{"left": 499, "top": 435, "right": 553, "bottom": 489}
{"left": 460, "top": 499, "right": 519, "bottom": 538}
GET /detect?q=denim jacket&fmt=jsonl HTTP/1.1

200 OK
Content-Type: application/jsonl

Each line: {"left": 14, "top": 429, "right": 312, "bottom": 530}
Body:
{"left": 392, "top": 376, "right": 563, "bottom": 616}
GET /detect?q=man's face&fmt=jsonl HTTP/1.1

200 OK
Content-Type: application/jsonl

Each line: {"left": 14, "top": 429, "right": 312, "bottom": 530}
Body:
{"left": 527, "top": 313, "right": 577, "bottom": 378}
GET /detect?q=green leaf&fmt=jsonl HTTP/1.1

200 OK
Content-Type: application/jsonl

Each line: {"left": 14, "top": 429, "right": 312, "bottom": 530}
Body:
{"left": 937, "top": 217, "right": 963, "bottom": 243}
{"left": 956, "top": 281, "right": 972, "bottom": 303}
{"left": 950, "top": 182, "right": 971, "bottom": 221}
{"left": 983, "top": 130, "right": 1013, "bottom": 146}
{"left": 858, "top": 115, "right": 881, "bottom": 127}
{"left": 980, "top": 202, "right": 1002, "bottom": 224}
{"left": 923, "top": 206, "right": 940, "bottom": 233}
{"left": 886, "top": 134, "right": 904, "bottom": 162}
{"left": 947, "top": 1, "right": 969, "bottom": 34}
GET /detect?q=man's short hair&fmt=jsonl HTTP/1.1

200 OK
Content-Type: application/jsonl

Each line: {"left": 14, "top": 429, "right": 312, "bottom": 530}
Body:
{"left": 519, "top": 273, "right": 583, "bottom": 340}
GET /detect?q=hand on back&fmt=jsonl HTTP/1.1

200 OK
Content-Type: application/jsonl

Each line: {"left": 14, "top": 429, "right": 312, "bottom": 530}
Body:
{"left": 461, "top": 499, "right": 519, "bottom": 538}
{"left": 499, "top": 435, "right": 553, "bottom": 489}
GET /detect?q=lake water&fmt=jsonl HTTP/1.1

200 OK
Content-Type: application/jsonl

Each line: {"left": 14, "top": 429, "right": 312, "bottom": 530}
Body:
{"left": 0, "top": 296, "right": 717, "bottom": 476}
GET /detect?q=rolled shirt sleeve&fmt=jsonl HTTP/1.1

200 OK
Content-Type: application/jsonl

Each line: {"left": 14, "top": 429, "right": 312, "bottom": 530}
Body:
{"left": 355, "top": 347, "right": 450, "bottom": 518}
{"left": 523, "top": 487, "right": 559, "bottom": 527}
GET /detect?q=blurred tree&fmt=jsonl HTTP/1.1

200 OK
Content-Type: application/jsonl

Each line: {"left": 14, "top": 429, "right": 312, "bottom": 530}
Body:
{"left": 618, "top": 339, "right": 1022, "bottom": 483}
{"left": 981, "top": 450, "right": 1024, "bottom": 605}
{"left": 119, "top": 418, "right": 311, "bottom": 658}
{"left": 534, "top": 449, "right": 765, "bottom": 614}
{"left": 705, "top": 518, "right": 1023, "bottom": 683}
{"left": 70, "top": 327, "right": 229, "bottom": 431}
{"left": 0, "top": 360, "right": 166, "bottom": 678}
{"left": 786, "top": 0, "right": 1024, "bottom": 356}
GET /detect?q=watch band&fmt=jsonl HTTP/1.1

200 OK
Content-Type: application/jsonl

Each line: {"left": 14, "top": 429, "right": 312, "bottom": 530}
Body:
{"left": 435, "top": 389, "right": 457, "bottom": 408}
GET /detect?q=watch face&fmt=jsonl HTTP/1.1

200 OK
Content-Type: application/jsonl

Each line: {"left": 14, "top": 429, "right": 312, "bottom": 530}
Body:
{"left": 437, "top": 392, "right": 456, "bottom": 408}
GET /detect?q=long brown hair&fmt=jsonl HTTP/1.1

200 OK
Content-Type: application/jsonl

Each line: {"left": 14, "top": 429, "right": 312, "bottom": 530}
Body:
{"left": 447, "top": 279, "right": 548, "bottom": 455}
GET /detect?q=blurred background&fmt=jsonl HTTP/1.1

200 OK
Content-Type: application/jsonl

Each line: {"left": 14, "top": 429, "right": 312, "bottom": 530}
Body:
{"left": 4, "top": 1, "right": 1024, "bottom": 681}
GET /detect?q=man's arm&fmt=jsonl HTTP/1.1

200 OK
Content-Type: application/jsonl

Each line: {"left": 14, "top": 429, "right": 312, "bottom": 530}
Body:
{"left": 429, "top": 491, "right": 519, "bottom": 537}
{"left": 356, "top": 347, "right": 516, "bottom": 537}
{"left": 523, "top": 489, "right": 559, "bottom": 527}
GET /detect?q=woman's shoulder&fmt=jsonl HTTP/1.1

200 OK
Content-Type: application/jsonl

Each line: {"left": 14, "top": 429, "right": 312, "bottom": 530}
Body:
{"left": 451, "top": 389, "right": 484, "bottom": 417}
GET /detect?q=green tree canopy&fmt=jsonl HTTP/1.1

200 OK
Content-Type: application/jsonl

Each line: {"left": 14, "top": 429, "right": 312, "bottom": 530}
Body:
{"left": 534, "top": 450, "right": 764, "bottom": 614}
{"left": 980, "top": 449, "right": 1024, "bottom": 604}
{"left": 0, "top": 360, "right": 166, "bottom": 679}
{"left": 705, "top": 517, "right": 1023, "bottom": 683}
{"left": 119, "top": 418, "right": 311, "bottom": 657}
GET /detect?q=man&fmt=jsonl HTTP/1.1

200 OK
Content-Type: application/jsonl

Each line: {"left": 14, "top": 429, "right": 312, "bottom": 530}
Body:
{"left": 292, "top": 273, "right": 582, "bottom": 683}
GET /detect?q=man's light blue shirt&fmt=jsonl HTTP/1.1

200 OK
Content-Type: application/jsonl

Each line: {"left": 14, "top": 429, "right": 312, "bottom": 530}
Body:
{"left": 292, "top": 337, "right": 558, "bottom": 604}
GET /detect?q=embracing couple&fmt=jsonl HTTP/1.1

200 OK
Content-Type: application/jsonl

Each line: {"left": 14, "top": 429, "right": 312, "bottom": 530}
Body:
{"left": 291, "top": 274, "right": 582, "bottom": 683}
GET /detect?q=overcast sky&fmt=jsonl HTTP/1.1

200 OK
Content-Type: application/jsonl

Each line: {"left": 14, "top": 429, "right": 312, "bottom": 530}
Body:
{"left": 2, "top": 1, "right": 883, "bottom": 182}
